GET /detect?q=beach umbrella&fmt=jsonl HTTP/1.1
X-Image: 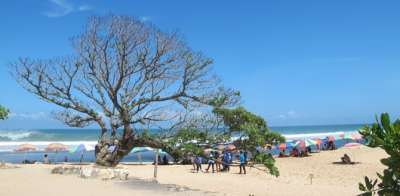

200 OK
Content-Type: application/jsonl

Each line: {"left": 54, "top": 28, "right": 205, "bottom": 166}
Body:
{"left": 69, "top": 144, "right": 94, "bottom": 163}
{"left": 278, "top": 143, "right": 287, "bottom": 150}
{"left": 15, "top": 143, "right": 38, "bottom": 162}
{"left": 216, "top": 144, "right": 225, "bottom": 151}
{"left": 45, "top": 143, "right": 68, "bottom": 163}
{"left": 204, "top": 148, "right": 215, "bottom": 155}
{"left": 305, "top": 139, "right": 317, "bottom": 147}
{"left": 130, "top": 147, "right": 153, "bottom": 153}
{"left": 15, "top": 143, "right": 38, "bottom": 152}
{"left": 225, "top": 144, "right": 236, "bottom": 151}
{"left": 69, "top": 144, "right": 94, "bottom": 153}
{"left": 294, "top": 140, "right": 306, "bottom": 149}
{"left": 45, "top": 143, "right": 68, "bottom": 152}
{"left": 343, "top": 133, "right": 353, "bottom": 140}
{"left": 279, "top": 142, "right": 296, "bottom": 150}
{"left": 351, "top": 133, "right": 363, "bottom": 140}
{"left": 327, "top": 136, "right": 336, "bottom": 142}
{"left": 130, "top": 147, "right": 153, "bottom": 164}
{"left": 343, "top": 142, "right": 362, "bottom": 149}
{"left": 314, "top": 138, "right": 322, "bottom": 145}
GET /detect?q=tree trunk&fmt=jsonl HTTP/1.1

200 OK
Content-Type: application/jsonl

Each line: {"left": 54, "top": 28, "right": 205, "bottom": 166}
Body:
{"left": 94, "top": 131, "right": 167, "bottom": 167}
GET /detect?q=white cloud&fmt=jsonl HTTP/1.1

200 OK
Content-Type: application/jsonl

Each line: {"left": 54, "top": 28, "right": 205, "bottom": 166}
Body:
{"left": 78, "top": 5, "right": 92, "bottom": 11}
{"left": 9, "top": 112, "right": 48, "bottom": 120}
{"left": 140, "top": 16, "right": 151, "bottom": 22}
{"left": 43, "top": 0, "right": 92, "bottom": 18}
{"left": 277, "top": 110, "right": 298, "bottom": 119}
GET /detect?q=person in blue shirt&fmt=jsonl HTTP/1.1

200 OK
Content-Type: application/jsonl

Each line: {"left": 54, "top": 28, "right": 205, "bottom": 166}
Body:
{"left": 194, "top": 155, "right": 203, "bottom": 173}
{"left": 239, "top": 151, "right": 246, "bottom": 174}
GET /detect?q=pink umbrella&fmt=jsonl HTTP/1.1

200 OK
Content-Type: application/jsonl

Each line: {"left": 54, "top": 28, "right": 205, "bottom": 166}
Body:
{"left": 351, "top": 133, "right": 363, "bottom": 140}
{"left": 15, "top": 144, "right": 38, "bottom": 152}
{"left": 343, "top": 142, "right": 362, "bottom": 148}
{"left": 217, "top": 145, "right": 225, "bottom": 151}
{"left": 225, "top": 144, "right": 236, "bottom": 151}
{"left": 328, "top": 136, "right": 336, "bottom": 142}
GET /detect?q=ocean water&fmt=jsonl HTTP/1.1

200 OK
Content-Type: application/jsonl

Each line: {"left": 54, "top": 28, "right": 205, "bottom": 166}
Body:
{"left": 0, "top": 124, "right": 366, "bottom": 163}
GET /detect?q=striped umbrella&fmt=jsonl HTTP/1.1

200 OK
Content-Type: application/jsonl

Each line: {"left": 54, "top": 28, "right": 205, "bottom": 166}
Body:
{"left": 344, "top": 142, "right": 362, "bottom": 148}
{"left": 15, "top": 144, "right": 38, "bottom": 152}
{"left": 45, "top": 143, "right": 68, "bottom": 163}
{"left": 305, "top": 139, "right": 317, "bottom": 147}
{"left": 204, "top": 148, "right": 215, "bottom": 155}
{"left": 279, "top": 143, "right": 287, "bottom": 150}
{"left": 45, "top": 143, "right": 68, "bottom": 152}
{"left": 314, "top": 138, "right": 322, "bottom": 145}
{"left": 69, "top": 144, "right": 94, "bottom": 153}
{"left": 216, "top": 144, "right": 226, "bottom": 151}
{"left": 225, "top": 144, "right": 236, "bottom": 151}
{"left": 351, "top": 133, "right": 363, "bottom": 140}
{"left": 279, "top": 142, "right": 296, "bottom": 150}
{"left": 344, "top": 133, "right": 354, "bottom": 140}
{"left": 130, "top": 147, "right": 153, "bottom": 153}
{"left": 327, "top": 136, "right": 336, "bottom": 142}
{"left": 15, "top": 143, "right": 38, "bottom": 162}
{"left": 69, "top": 144, "right": 94, "bottom": 163}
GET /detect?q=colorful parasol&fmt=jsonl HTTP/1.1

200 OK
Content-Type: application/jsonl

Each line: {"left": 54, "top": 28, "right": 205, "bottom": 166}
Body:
{"left": 343, "top": 142, "right": 362, "bottom": 148}
{"left": 305, "top": 139, "right": 317, "bottom": 147}
{"left": 327, "top": 136, "right": 336, "bottom": 142}
{"left": 225, "top": 144, "right": 236, "bottom": 151}
{"left": 45, "top": 143, "right": 68, "bottom": 152}
{"left": 216, "top": 144, "right": 226, "bottom": 151}
{"left": 130, "top": 147, "right": 153, "bottom": 154}
{"left": 69, "top": 144, "right": 94, "bottom": 153}
{"left": 351, "top": 133, "right": 363, "bottom": 140}
{"left": 14, "top": 144, "right": 38, "bottom": 152}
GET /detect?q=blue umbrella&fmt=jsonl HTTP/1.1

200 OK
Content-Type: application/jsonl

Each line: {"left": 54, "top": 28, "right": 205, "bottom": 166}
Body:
{"left": 69, "top": 144, "right": 93, "bottom": 163}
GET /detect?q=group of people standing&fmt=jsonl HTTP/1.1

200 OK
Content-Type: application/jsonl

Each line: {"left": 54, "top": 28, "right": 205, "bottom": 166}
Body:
{"left": 192, "top": 150, "right": 248, "bottom": 175}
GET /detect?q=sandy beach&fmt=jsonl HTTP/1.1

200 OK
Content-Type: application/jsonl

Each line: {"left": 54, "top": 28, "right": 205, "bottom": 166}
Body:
{"left": 0, "top": 146, "right": 386, "bottom": 196}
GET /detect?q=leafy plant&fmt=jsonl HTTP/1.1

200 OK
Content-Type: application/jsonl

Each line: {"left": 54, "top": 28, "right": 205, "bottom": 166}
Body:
{"left": 358, "top": 113, "right": 400, "bottom": 195}
{"left": 0, "top": 105, "right": 9, "bottom": 120}
{"left": 213, "top": 106, "right": 285, "bottom": 177}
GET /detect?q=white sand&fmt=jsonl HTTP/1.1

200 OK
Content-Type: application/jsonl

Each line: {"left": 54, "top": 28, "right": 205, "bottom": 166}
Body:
{"left": 0, "top": 146, "right": 387, "bottom": 196}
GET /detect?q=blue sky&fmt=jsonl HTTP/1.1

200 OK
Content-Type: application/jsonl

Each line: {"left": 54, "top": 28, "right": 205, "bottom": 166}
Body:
{"left": 1, "top": 0, "right": 400, "bottom": 129}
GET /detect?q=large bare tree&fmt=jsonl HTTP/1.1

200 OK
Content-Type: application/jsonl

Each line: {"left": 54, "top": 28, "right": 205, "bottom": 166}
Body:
{"left": 11, "top": 15, "right": 236, "bottom": 166}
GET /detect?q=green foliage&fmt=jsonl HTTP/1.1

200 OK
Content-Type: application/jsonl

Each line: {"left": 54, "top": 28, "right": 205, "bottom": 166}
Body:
{"left": 213, "top": 107, "right": 285, "bottom": 150}
{"left": 165, "top": 128, "right": 210, "bottom": 162}
{"left": 213, "top": 106, "right": 285, "bottom": 177}
{"left": 254, "top": 153, "right": 280, "bottom": 177}
{"left": 0, "top": 105, "right": 9, "bottom": 120}
{"left": 359, "top": 113, "right": 400, "bottom": 195}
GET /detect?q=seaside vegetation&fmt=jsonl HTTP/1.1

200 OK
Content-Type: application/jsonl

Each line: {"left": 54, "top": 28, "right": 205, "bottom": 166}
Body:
{"left": 0, "top": 105, "right": 9, "bottom": 120}
{"left": 358, "top": 113, "right": 400, "bottom": 196}
{"left": 163, "top": 106, "right": 284, "bottom": 177}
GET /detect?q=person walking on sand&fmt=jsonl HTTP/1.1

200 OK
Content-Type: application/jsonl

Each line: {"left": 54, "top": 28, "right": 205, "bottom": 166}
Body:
{"left": 205, "top": 152, "right": 215, "bottom": 173}
{"left": 239, "top": 151, "right": 246, "bottom": 174}
{"left": 190, "top": 153, "right": 196, "bottom": 171}
{"left": 215, "top": 151, "right": 222, "bottom": 172}
{"left": 194, "top": 155, "right": 203, "bottom": 173}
